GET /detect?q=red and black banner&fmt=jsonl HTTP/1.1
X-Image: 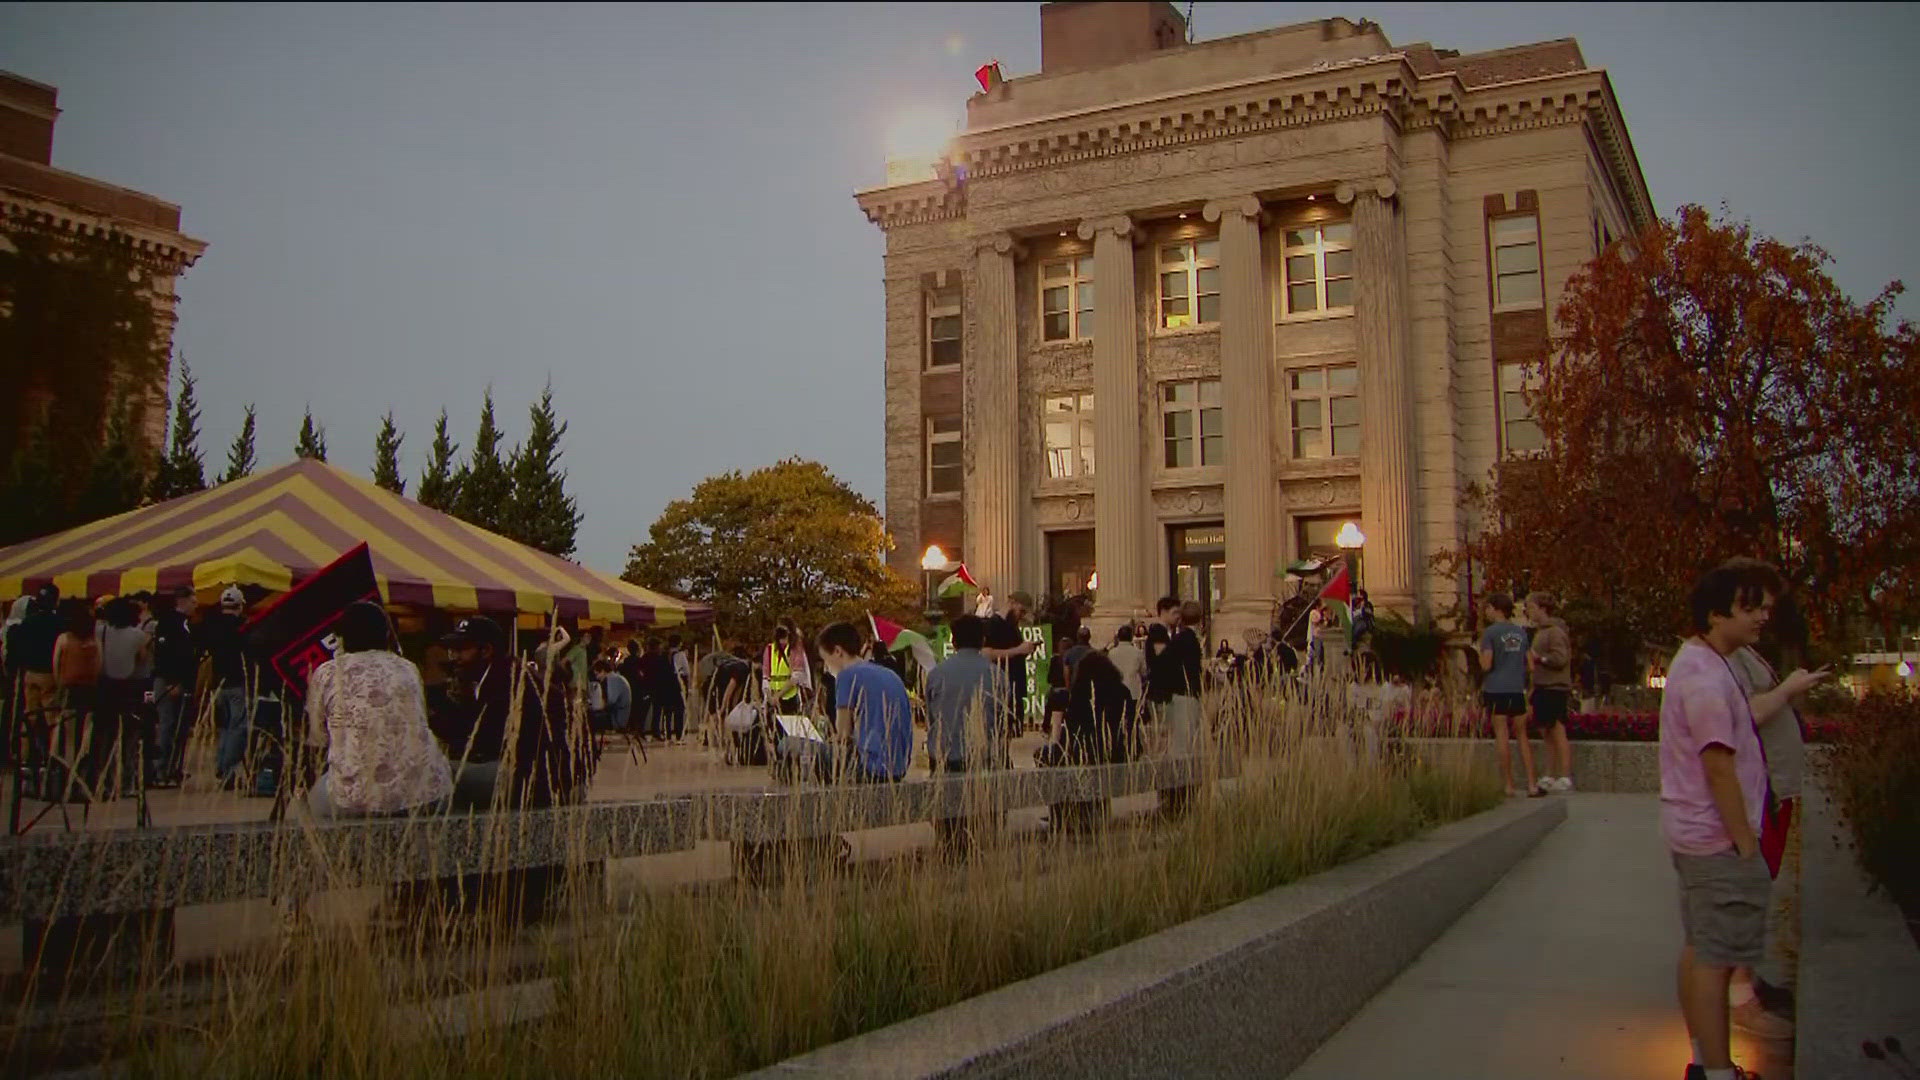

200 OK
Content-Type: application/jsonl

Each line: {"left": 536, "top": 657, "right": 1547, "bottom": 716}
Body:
{"left": 243, "top": 542, "right": 380, "bottom": 703}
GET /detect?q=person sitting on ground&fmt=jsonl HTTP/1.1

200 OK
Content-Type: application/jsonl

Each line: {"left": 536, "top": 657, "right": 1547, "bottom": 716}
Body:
{"left": 817, "top": 621, "right": 913, "bottom": 783}
{"left": 924, "top": 614, "right": 1006, "bottom": 773}
{"left": 305, "top": 601, "right": 452, "bottom": 819}
{"left": 1043, "top": 648, "right": 1131, "bottom": 766}
{"left": 434, "top": 616, "right": 583, "bottom": 810}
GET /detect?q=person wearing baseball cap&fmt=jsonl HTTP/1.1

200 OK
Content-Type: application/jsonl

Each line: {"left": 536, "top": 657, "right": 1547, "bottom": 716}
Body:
{"left": 431, "top": 616, "right": 583, "bottom": 811}
{"left": 198, "top": 586, "right": 256, "bottom": 787}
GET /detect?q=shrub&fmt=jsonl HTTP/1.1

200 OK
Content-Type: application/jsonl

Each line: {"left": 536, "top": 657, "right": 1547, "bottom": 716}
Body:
{"left": 1820, "top": 687, "right": 1920, "bottom": 913}
{"left": 1365, "top": 613, "right": 1449, "bottom": 682}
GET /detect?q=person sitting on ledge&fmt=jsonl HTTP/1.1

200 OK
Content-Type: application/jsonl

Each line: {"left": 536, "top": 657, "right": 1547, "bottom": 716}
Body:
{"left": 817, "top": 621, "right": 913, "bottom": 784}
{"left": 924, "top": 614, "right": 1006, "bottom": 773}
{"left": 434, "top": 616, "right": 581, "bottom": 811}
{"left": 1039, "top": 648, "right": 1131, "bottom": 767}
{"left": 305, "top": 601, "right": 452, "bottom": 819}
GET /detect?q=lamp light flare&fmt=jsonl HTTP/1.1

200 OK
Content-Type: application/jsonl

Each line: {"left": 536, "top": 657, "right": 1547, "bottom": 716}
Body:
{"left": 1087, "top": 571, "right": 1099, "bottom": 591}
{"left": 921, "top": 544, "right": 948, "bottom": 571}
{"left": 944, "top": 33, "right": 966, "bottom": 57}
{"left": 1334, "top": 522, "right": 1366, "bottom": 549}
{"left": 884, "top": 109, "right": 959, "bottom": 183}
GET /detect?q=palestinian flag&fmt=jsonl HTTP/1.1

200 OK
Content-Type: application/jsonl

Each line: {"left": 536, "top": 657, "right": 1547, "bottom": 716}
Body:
{"left": 937, "top": 564, "right": 980, "bottom": 598}
{"left": 1317, "top": 563, "right": 1354, "bottom": 630}
{"left": 974, "top": 60, "right": 1004, "bottom": 92}
{"left": 871, "top": 613, "right": 937, "bottom": 673}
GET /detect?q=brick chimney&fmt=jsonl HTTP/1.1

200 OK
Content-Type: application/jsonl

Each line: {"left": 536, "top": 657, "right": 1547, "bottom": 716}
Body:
{"left": 1041, "top": 1, "right": 1188, "bottom": 74}
{"left": 0, "top": 72, "right": 58, "bottom": 165}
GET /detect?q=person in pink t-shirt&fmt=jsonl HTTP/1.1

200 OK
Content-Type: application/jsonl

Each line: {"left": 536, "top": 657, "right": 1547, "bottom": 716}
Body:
{"left": 1660, "top": 559, "right": 1824, "bottom": 1080}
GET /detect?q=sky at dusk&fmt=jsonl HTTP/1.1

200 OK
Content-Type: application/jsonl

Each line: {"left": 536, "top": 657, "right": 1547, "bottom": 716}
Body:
{"left": 1, "top": 2, "right": 1915, "bottom": 575}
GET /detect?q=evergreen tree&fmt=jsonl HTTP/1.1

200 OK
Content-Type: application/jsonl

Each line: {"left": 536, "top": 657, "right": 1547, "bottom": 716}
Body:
{"left": 451, "top": 390, "right": 512, "bottom": 532}
{"left": 506, "top": 382, "right": 582, "bottom": 558}
{"left": 295, "top": 408, "right": 328, "bottom": 462}
{"left": 372, "top": 411, "right": 406, "bottom": 495}
{"left": 76, "top": 403, "right": 148, "bottom": 524}
{"left": 222, "top": 405, "right": 258, "bottom": 483}
{"left": 416, "top": 408, "right": 461, "bottom": 511}
{"left": 0, "top": 418, "right": 62, "bottom": 545}
{"left": 150, "top": 358, "right": 207, "bottom": 501}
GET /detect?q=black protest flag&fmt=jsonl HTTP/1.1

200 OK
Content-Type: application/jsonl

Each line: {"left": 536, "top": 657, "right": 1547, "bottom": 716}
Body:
{"left": 243, "top": 542, "right": 380, "bottom": 702}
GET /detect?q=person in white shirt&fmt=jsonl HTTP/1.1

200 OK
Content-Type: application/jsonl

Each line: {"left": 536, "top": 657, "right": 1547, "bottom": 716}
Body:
{"left": 305, "top": 601, "right": 453, "bottom": 818}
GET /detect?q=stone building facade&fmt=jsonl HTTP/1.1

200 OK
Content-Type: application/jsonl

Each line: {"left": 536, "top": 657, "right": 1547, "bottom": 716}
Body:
{"left": 856, "top": 3, "right": 1653, "bottom": 641}
{"left": 1, "top": 70, "right": 206, "bottom": 455}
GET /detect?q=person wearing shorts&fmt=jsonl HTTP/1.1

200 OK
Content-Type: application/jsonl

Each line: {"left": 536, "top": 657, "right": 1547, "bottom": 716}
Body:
{"left": 1661, "top": 559, "right": 1811, "bottom": 1080}
{"left": 1525, "top": 592, "right": 1576, "bottom": 791}
{"left": 1477, "top": 593, "right": 1539, "bottom": 797}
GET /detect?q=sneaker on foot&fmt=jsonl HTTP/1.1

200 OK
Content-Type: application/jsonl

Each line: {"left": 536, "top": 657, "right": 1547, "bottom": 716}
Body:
{"left": 1558, "top": 776, "right": 1575, "bottom": 792}
{"left": 1528, "top": 785, "right": 1549, "bottom": 798}
{"left": 1731, "top": 997, "right": 1794, "bottom": 1040}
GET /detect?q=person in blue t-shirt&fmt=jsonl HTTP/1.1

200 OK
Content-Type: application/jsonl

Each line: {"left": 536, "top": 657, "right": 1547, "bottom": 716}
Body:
{"left": 818, "top": 621, "right": 914, "bottom": 783}
{"left": 1477, "top": 592, "right": 1539, "bottom": 798}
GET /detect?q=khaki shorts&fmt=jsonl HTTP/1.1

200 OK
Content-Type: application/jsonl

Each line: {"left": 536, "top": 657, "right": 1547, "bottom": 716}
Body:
{"left": 1672, "top": 849, "right": 1771, "bottom": 967}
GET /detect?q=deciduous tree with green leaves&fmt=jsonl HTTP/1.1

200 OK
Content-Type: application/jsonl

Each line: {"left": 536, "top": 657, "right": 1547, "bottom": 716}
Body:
{"left": 416, "top": 408, "right": 461, "bottom": 512}
{"left": 0, "top": 419, "right": 61, "bottom": 546}
{"left": 505, "top": 383, "right": 582, "bottom": 558}
{"left": 373, "top": 411, "right": 406, "bottom": 495}
{"left": 1445, "top": 204, "right": 1920, "bottom": 652}
{"left": 623, "top": 458, "right": 921, "bottom": 645}
{"left": 221, "top": 405, "right": 258, "bottom": 483}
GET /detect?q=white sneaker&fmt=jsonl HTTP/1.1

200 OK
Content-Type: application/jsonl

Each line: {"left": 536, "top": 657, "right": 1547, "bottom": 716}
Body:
{"left": 1558, "top": 776, "right": 1575, "bottom": 792}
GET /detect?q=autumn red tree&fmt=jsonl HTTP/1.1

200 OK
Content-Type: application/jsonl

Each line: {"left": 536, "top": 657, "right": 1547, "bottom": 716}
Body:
{"left": 1447, "top": 204, "right": 1920, "bottom": 654}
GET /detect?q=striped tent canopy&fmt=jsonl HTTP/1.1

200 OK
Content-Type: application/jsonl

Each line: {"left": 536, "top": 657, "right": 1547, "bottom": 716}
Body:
{"left": 0, "top": 459, "right": 710, "bottom": 628}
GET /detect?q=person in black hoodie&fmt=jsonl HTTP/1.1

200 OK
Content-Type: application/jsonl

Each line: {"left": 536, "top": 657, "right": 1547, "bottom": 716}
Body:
{"left": 434, "top": 617, "right": 588, "bottom": 811}
{"left": 148, "top": 587, "right": 197, "bottom": 784}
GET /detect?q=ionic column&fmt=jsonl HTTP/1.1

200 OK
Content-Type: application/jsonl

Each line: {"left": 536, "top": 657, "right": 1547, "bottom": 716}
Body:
{"left": 964, "top": 233, "right": 1023, "bottom": 596}
{"left": 1204, "top": 195, "right": 1277, "bottom": 640}
{"left": 1339, "top": 178, "right": 1419, "bottom": 617}
{"left": 1078, "top": 214, "right": 1147, "bottom": 634}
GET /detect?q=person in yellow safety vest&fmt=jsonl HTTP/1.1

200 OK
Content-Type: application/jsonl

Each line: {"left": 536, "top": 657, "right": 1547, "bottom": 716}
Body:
{"left": 764, "top": 624, "right": 804, "bottom": 714}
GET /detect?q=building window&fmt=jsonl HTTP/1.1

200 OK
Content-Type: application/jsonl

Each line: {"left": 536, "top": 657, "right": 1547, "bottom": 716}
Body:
{"left": 1288, "top": 364, "right": 1359, "bottom": 459}
{"left": 1157, "top": 238, "right": 1220, "bottom": 329}
{"left": 1282, "top": 220, "right": 1354, "bottom": 316}
{"left": 1041, "top": 256, "right": 1094, "bottom": 342}
{"left": 1499, "top": 362, "right": 1545, "bottom": 456}
{"left": 927, "top": 416, "right": 962, "bottom": 496}
{"left": 1161, "top": 379, "right": 1223, "bottom": 468}
{"left": 925, "top": 285, "right": 961, "bottom": 369}
{"left": 1296, "top": 515, "right": 1348, "bottom": 561}
{"left": 1491, "top": 214, "right": 1542, "bottom": 307}
{"left": 1043, "top": 392, "right": 1095, "bottom": 479}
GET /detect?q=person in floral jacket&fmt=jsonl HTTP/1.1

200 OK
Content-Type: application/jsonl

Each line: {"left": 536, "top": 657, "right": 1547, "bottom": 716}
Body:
{"left": 305, "top": 601, "right": 453, "bottom": 818}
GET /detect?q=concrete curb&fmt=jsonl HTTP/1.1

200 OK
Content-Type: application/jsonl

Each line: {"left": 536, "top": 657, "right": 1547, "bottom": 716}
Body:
{"left": 744, "top": 797, "right": 1566, "bottom": 1079}
{"left": 1795, "top": 787, "right": 1920, "bottom": 1080}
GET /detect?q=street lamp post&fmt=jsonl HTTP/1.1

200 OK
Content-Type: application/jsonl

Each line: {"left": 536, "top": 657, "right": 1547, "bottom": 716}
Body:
{"left": 920, "top": 544, "right": 947, "bottom": 623}
{"left": 1334, "top": 521, "right": 1367, "bottom": 593}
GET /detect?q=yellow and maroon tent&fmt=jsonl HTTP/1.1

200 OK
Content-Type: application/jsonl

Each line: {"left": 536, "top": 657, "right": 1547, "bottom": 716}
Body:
{"left": 0, "top": 459, "right": 708, "bottom": 628}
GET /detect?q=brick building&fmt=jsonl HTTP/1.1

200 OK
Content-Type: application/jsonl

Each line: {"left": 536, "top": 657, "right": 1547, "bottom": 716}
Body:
{"left": 855, "top": 2, "right": 1653, "bottom": 641}
{"left": 1, "top": 70, "right": 206, "bottom": 455}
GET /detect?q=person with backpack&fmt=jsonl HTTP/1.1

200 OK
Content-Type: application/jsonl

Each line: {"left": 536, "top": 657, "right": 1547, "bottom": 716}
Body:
{"left": 1478, "top": 592, "right": 1538, "bottom": 797}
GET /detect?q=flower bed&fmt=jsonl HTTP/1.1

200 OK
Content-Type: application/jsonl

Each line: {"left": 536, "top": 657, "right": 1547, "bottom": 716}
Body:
{"left": 1394, "top": 709, "right": 1849, "bottom": 743}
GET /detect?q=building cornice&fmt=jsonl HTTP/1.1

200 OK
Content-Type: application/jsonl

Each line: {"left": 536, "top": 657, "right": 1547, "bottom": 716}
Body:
{"left": 854, "top": 177, "right": 965, "bottom": 231}
{"left": 853, "top": 53, "right": 1655, "bottom": 238}
{"left": 0, "top": 189, "right": 207, "bottom": 273}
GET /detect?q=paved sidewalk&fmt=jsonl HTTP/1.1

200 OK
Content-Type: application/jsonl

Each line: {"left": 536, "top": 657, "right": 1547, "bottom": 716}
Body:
{"left": 1289, "top": 794, "right": 1792, "bottom": 1080}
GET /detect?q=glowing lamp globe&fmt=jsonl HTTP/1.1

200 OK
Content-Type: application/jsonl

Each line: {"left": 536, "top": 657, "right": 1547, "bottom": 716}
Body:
{"left": 1335, "top": 522, "right": 1367, "bottom": 550}
{"left": 921, "top": 545, "right": 948, "bottom": 572}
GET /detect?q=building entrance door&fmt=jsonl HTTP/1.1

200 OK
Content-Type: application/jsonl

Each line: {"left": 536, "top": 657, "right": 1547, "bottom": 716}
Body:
{"left": 1169, "top": 522, "right": 1226, "bottom": 633}
{"left": 1047, "top": 528, "right": 1096, "bottom": 602}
